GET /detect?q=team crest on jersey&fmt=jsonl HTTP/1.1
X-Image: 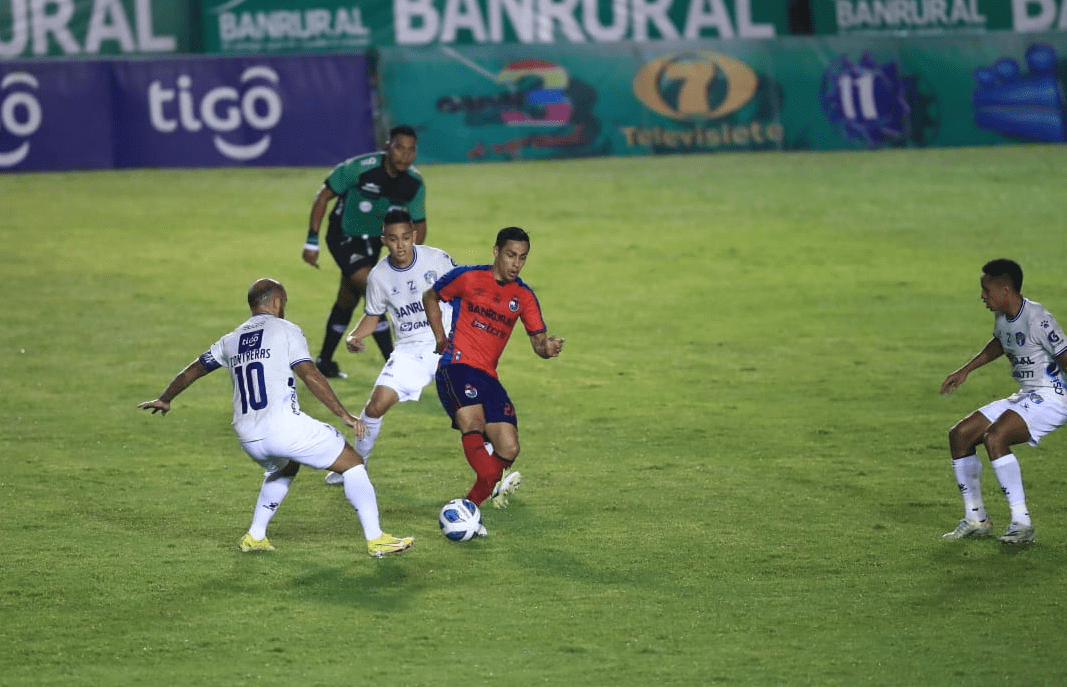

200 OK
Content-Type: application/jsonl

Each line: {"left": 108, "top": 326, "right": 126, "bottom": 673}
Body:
{"left": 1030, "top": 392, "right": 1044, "bottom": 404}
{"left": 1016, "top": 333, "right": 1026, "bottom": 346}
{"left": 239, "top": 330, "right": 263, "bottom": 353}
{"left": 424, "top": 270, "right": 437, "bottom": 285}
{"left": 508, "top": 297, "right": 519, "bottom": 312}
{"left": 359, "top": 200, "right": 373, "bottom": 213}
{"left": 464, "top": 384, "right": 478, "bottom": 399}
{"left": 391, "top": 286, "right": 400, "bottom": 295}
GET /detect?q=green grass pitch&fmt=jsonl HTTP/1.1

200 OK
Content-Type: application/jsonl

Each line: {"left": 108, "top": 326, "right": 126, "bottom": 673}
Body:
{"left": 2, "top": 145, "right": 1067, "bottom": 685}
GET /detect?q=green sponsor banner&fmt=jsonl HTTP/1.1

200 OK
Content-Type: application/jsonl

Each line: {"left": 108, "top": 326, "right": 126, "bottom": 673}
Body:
{"left": 377, "top": 42, "right": 791, "bottom": 163}
{"left": 200, "top": 0, "right": 388, "bottom": 53}
{"left": 200, "top": 0, "right": 793, "bottom": 54}
{"left": 376, "top": 33, "right": 1067, "bottom": 163}
{"left": 0, "top": 0, "right": 195, "bottom": 58}
{"left": 390, "top": 0, "right": 792, "bottom": 44}
{"left": 810, "top": 0, "right": 1067, "bottom": 35}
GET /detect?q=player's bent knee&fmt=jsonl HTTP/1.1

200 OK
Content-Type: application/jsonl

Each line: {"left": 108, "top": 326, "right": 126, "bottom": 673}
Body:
{"left": 495, "top": 443, "right": 519, "bottom": 463}
{"left": 981, "top": 428, "right": 1012, "bottom": 455}
{"left": 329, "top": 444, "right": 364, "bottom": 473}
{"left": 270, "top": 461, "right": 300, "bottom": 480}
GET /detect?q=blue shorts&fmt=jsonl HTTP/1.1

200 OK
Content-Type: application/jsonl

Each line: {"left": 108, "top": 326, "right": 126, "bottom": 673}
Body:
{"left": 436, "top": 363, "right": 517, "bottom": 427}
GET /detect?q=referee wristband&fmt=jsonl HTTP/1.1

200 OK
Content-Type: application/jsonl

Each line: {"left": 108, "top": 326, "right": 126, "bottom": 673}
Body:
{"left": 304, "top": 242, "right": 320, "bottom": 252}
{"left": 305, "top": 232, "right": 319, "bottom": 250}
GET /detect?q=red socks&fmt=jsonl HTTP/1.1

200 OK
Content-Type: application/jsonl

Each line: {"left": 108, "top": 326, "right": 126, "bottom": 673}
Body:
{"left": 462, "top": 431, "right": 507, "bottom": 505}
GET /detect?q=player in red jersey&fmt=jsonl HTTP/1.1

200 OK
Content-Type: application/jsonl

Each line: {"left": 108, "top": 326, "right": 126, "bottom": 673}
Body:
{"left": 422, "top": 227, "right": 565, "bottom": 513}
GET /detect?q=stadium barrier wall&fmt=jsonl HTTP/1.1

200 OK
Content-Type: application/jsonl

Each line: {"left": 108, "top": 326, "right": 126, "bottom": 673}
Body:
{"left": 196, "top": 0, "right": 794, "bottom": 52}
{"left": 374, "top": 31, "right": 1067, "bottom": 164}
{"left": 0, "top": 53, "right": 373, "bottom": 172}
{"left": 0, "top": 0, "right": 198, "bottom": 59}
{"left": 0, "top": 0, "right": 797, "bottom": 62}
{"left": 811, "top": 0, "right": 1067, "bottom": 35}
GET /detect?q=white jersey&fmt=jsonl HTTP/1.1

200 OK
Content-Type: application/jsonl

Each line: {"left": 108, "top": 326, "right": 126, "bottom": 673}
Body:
{"left": 365, "top": 245, "right": 455, "bottom": 349}
{"left": 995, "top": 298, "right": 1067, "bottom": 405}
{"left": 199, "top": 313, "right": 312, "bottom": 441}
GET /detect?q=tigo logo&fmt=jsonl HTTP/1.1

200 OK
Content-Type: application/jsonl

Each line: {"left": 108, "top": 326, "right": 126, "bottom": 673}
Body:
{"left": 0, "top": 72, "right": 42, "bottom": 168}
{"left": 148, "top": 66, "right": 283, "bottom": 161}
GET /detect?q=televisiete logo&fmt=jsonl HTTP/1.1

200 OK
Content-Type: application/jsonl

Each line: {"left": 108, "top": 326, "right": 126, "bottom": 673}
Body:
{"left": 0, "top": 72, "right": 42, "bottom": 168}
{"left": 632, "top": 51, "right": 758, "bottom": 121}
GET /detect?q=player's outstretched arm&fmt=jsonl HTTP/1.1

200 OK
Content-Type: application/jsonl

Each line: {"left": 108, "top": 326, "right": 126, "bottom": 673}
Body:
{"left": 941, "top": 337, "right": 1003, "bottom": 394}
{"left": 530, "top": 333, "right": 565, "bottom": 359}
{"left": 345, "top": 314, "right": 383, "bottom": 353}
{"left": 137, "top": 358, "right": 212, "bottom": 415}
{"left": 293, "top": 360, "right": 366, "bottom": 439}
{"left": 422, "top": 288, "right": 448, "bottom": 355}
{"left": 302, "top": 183, "right": 337, "bottom": 268}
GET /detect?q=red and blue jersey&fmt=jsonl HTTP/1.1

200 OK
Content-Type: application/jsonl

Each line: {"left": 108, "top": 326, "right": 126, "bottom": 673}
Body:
{"left": 433, "top": 265, "right": 546, "bottom": 378}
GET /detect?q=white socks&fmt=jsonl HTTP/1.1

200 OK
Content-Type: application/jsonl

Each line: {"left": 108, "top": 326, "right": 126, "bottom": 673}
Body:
{"left": 952, "top": 453, "right": 1031, "bottom": 526}
{"left": 248, "top": 474, "right": 293, "bottom": 540}
{"left": 249, "top": 464, "right": 385, "bottom": 542}
{"left": 951, "top": 454, "right": 988, "bottom": 522}
{"left": 991, "top": 454, "right": 1031, "bottom": 526}
{"left": 342, "top": 464, "right": 383, "bottom": 541}
{"left": 355, "top": 411, "right": 383, "bottom": 465}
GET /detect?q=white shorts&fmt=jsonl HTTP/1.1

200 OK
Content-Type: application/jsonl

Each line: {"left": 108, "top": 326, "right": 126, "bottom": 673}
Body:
{"left": 239, "top": 413, "right": 346, "bottom": 475}
{"left": 373, "top": 345, "right": 440, "bottom": 403}
{"left": 978, "top": 391, "right": 1067, "bottom": 447}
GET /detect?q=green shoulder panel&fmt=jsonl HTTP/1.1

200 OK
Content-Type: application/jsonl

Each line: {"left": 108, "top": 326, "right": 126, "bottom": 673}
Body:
{"left": 327, "top": 151, "right": 383, "bottom": 194}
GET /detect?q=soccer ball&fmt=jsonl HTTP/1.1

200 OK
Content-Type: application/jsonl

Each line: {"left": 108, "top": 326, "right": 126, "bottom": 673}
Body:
{"left": 438, "top": 498, "right": 483, "bottom": 541}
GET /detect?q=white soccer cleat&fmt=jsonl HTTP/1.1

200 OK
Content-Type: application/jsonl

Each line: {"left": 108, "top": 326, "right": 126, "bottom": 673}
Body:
{"left": 998, "top": 522, "right": 1035, "bottom": 544}
{"left": 490, "top": 470, "right": 521, "bottom": 509}
{"left": 942, "top": 518, "right": 994, "bottom": 540}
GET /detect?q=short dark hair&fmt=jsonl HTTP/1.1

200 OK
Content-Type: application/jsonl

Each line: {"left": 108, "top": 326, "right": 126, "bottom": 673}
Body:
{"left": 383, "top": 208, "right": 412, "bottom": 226}
{"left": 247, "top": 278, "right": 284, "bottom": 310}
{"left": 389, "top": 125, "right": 417, "bottom": 141}
{"left": 983, "top": 258, "right": 1023, "bottom": 292}
{"left": 495, "top": 226, "right": 530, "bottom": 249}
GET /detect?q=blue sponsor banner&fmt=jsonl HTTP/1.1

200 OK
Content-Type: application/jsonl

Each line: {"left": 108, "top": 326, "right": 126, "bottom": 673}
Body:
{"left": 109, "top": 54, "right": 373, "bottom": 167}
{"left": 0, "top": 60, "right": 114, "bottom": 171}
{"left": 0, "top": 53, "right": 374, "bottom": 172}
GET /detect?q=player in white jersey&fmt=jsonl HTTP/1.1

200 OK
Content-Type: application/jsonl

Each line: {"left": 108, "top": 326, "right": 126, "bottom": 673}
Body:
{"left": 138, "top": 278, "right": 414, "bottom": 558}
{"left": 324, "top": 210, "right": 457, "bottom": 485}
{"left": 940, "top": 259, "right": 1067, "bottom": 544}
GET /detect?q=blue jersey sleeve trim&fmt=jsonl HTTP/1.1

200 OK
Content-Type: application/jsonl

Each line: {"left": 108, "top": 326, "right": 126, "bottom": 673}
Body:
{"left": 199, "top": 351, "right": 222, "bottom": 372}
{"left": 290, "top": 357, "right": 313, "bottom": 369}
{"left": 433, "top": 264, "right": 489, "bottom": 293}
{"left": 514, "top": 277, "right": 547, "bottom": 335}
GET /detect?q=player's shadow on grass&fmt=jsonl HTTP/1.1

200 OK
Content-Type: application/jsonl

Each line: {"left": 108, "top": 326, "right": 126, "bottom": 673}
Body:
{"left": 500, "top": 507, "right": 644, "bottom": 587}
{"left": 286, "top": 562, "right": 424, "bottom": 609}
{"left": 921, "top": 539, "right": 1067, "bottom": 603}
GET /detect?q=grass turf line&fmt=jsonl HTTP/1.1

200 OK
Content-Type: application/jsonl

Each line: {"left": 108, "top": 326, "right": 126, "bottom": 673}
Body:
{"left": 2, "top": 145, "right": 1067, "bottom": 685}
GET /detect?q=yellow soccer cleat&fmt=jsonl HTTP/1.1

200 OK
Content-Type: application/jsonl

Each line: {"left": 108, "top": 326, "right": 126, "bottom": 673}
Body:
{"left": 490, "top": 469, "right": 522, "bottom": 509}
{"left": 238, "top": 533, "right": 275, "bottom": 552}
{"left": 367, "top": 533, "right": 414, "bottom": 558}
